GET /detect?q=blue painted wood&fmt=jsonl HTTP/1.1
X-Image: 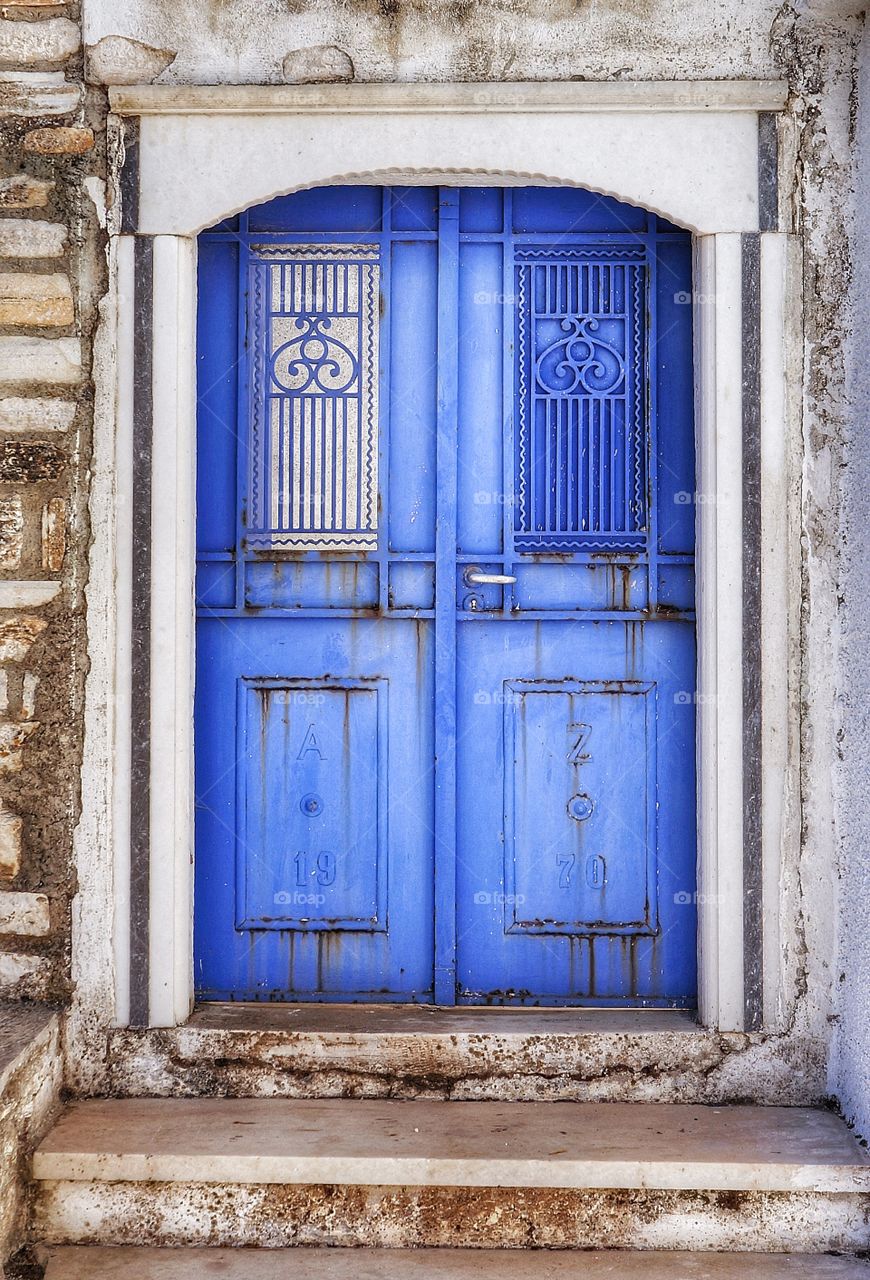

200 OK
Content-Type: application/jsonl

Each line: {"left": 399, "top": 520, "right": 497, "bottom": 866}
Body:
{"left": 195, "top": 187, "right": 438, "bottom": 1002}
{"left": 194, "top": 184, "right": 697, "bottom": 1004}
{"left": 433, "top": 191, "right": 460, "bottom": 1004}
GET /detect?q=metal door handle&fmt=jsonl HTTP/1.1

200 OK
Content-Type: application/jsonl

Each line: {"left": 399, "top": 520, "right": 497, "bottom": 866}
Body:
{"left": 465, "top": 572, "right": 517, "bottom": 585}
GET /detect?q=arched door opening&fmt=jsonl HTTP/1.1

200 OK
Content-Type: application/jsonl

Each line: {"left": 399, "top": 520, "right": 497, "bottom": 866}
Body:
{"left": 193, "top": 184, "right": 697, "bottom": 1006}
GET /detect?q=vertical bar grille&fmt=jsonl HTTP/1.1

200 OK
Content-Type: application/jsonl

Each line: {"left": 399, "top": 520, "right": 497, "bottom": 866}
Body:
{"left": 515, "top": 249, "right": 647, "bottom": 552}
{"left": 248, "top": 244, "right": 380, "bottom": 551}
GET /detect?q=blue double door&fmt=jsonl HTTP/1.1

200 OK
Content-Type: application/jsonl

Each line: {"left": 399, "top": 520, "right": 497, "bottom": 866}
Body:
{"left": 194, "top": 185, "right": 697, "bottom": 1005}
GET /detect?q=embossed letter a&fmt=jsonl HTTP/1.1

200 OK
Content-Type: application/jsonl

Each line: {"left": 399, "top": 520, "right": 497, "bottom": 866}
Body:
{"left": 297, "top": 724, "right": 325, "bottom": 761}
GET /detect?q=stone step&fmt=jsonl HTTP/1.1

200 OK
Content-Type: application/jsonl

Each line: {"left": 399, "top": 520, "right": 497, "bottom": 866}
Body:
{"left": 40, "top": 1247, "right": 870, "bottom": 1279}
{"left": 33, "top": 1098, "right": 870, "bottom": 1191}
{"left": 31, "top": 1099, "right": 870, "bottom": 1252}
{"left": 102, "top": 1004, "right": 812, "bottom": 1104}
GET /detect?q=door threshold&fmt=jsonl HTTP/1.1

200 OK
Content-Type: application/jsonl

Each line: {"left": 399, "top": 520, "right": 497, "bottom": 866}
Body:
{"left": 188, "top": 1003, "right": 703, "bottom": 1036}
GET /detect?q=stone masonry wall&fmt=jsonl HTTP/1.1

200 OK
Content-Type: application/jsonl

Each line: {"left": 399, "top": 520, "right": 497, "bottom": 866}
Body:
{"left": 0, "top": 0, "right": 97, "bottom": 1005}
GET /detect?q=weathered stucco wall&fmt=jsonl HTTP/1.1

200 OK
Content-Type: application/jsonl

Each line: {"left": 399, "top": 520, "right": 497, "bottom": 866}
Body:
{"left": 80, "top": 0, "right": 790, "bottom": 85}
{"left": 832, "top": 11, "right": 870, "bottom": 1145}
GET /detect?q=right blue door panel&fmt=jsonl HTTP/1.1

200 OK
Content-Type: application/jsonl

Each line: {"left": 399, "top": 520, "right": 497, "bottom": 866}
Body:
{"left": 452, "top": 191, "right": 697, "bottom": 1003}
{"left": 195, "top": 185, "right": 697, "bottom": 1005}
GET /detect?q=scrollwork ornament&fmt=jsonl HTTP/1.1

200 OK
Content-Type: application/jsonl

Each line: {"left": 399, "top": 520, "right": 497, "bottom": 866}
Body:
{"left": 271, "top": 316, "right": 359, "bottom": 394}
{"left": 535, "top": 316, "right": 625, "bottom": 396}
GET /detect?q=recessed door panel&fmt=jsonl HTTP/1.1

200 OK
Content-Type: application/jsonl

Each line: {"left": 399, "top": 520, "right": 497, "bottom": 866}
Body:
{"left": 238, "top": 679, "right": 386, "bottom": 932}
{"left": 504, "top": 679, "right": 656, "bottom": 937}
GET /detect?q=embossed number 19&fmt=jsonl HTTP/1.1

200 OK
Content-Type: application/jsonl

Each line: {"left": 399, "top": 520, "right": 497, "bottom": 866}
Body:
{"left": 294, "top": 851, "right": 337, "bottom": 888}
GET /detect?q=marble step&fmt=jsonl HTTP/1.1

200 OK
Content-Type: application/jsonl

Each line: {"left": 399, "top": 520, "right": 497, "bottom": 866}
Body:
{"left": 102, "top": 1005, "right": 806, "bottom": 1104}
{"left": 32, "top": 1099, "right": 870, "bottom": 1252}
{"left": 41, "top": 1247, "right": 870, "bottom": 1279}
{"left": 32, "top": 1098, "right": 870, "bottom": 1191}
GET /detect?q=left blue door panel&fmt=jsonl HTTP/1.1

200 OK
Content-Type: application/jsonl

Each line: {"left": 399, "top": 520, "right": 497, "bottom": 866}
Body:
{"left": 195, "top": 187, "right": 439, "bottom": 1001}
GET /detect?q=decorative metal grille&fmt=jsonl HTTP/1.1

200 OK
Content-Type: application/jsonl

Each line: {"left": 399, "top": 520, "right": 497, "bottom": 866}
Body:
{"left": 248, "top": 244, "right": 380, "bottom": 551}
{"left": 515, "top": 248, "right": 647, "bottom": 552}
